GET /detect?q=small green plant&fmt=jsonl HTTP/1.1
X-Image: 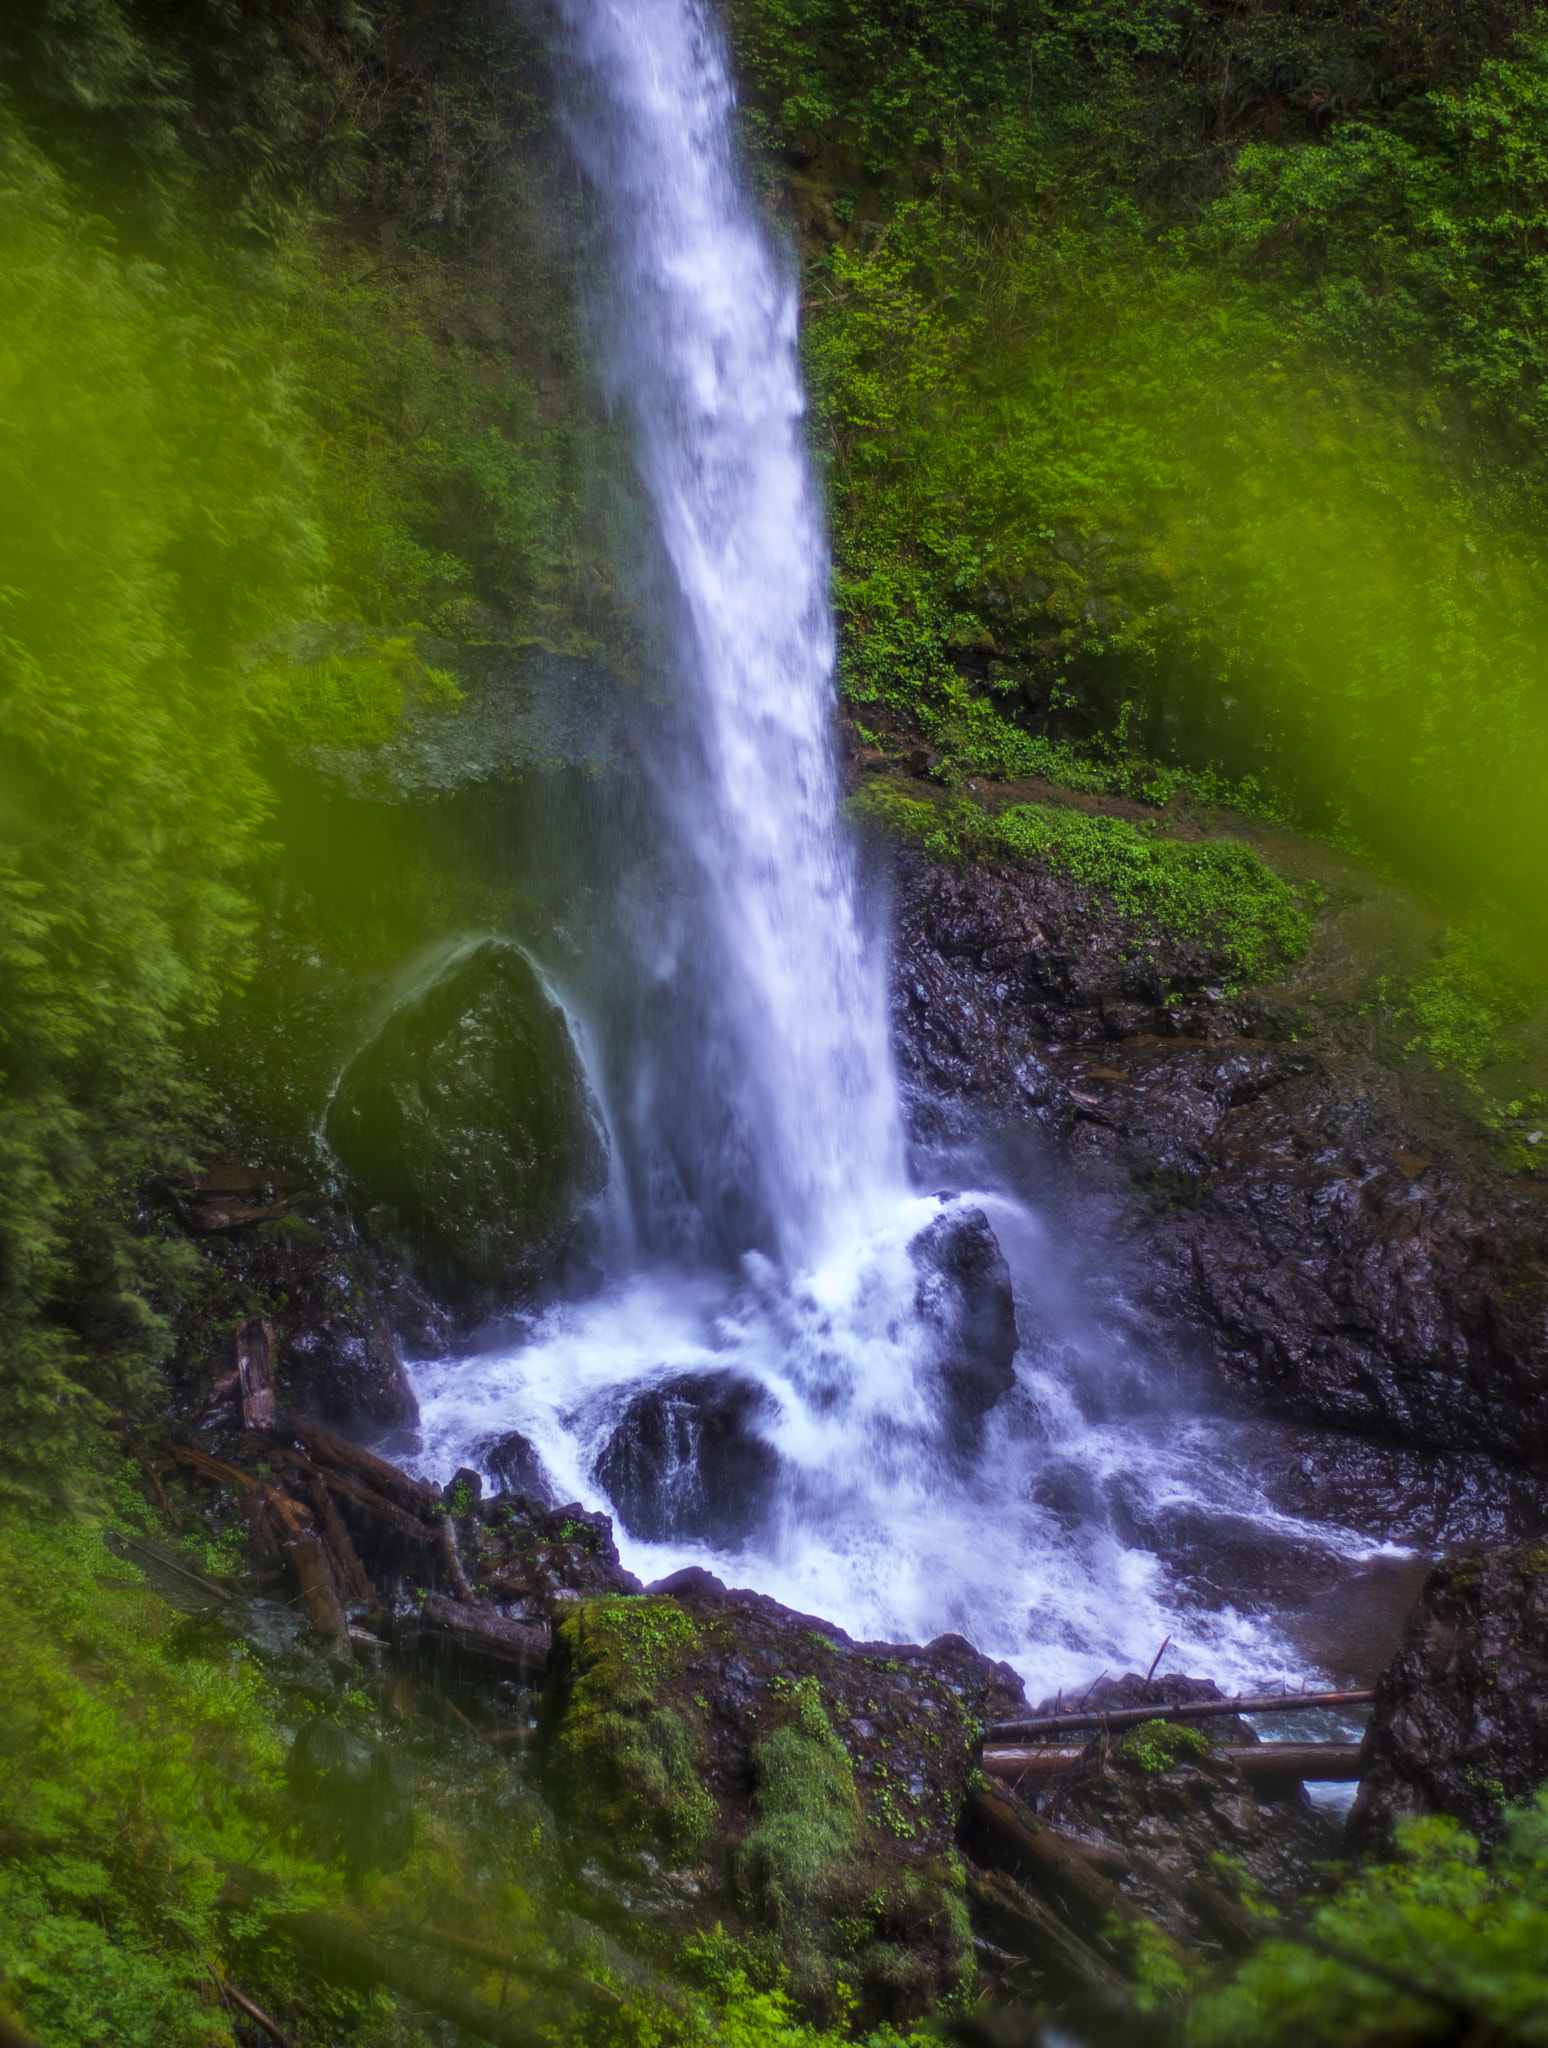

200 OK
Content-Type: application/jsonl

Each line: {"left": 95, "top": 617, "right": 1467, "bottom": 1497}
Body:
{"left": 1113, "top": 1719, "right": 1213, "bottom": 1775}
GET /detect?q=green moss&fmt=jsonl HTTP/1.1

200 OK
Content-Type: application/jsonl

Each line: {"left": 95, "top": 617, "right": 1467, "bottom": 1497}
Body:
{"left": 738, "top": 1678, "right": 864, "bottom": 1927}
{"left": 1114, "top": 1720, "right": 1215, "bottom": 1775}
{"left": 853, "top": 783, "right": 1316, "bottom": 983}
{"left": 550, "top": 1598, "right": 717, "bottom": 1864}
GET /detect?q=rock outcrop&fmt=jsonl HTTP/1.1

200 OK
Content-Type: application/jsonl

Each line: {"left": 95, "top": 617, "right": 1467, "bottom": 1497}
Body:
{"left": 909, "top": 1202, "right": 1019, "bottom": 1442}
{"left": 542, "top": 1565, "right": 1027, "bottom": 2026}
{"left": 1347, "top": 1541, "right": 1548, "bottom": 1853}
{"left": 890, "top": 839, "right": 1548, "bottom": 1465}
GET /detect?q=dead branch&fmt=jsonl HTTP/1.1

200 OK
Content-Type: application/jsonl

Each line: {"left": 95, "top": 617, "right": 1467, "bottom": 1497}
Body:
{"left": 964, "top": 1867, "right": 1129, "bottom": 1999}
{"left": 223, "top": 1983, "right": 297, "bottom": 2048}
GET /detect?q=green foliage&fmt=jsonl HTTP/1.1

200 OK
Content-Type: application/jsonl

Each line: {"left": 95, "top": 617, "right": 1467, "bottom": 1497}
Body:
{"left": 733, "top": 0, "right": 1548, "bottom": 931}
{"left": 853, "top": 783, "right": 1316, "bottom": 982}
{"left": 0, "top": 118, "right": 309, "bottom": 1491}
{"left": 1113, "top": 1720, "right": 1214, "bottom": 1776}
{"left": 1185, "top": 1794, "right": 1548, "bottom": 2046}
{"left": 1399, "top": 928, "right": 1543, "bottom": 1074}
{"left": 0, "top": 1514, "right": 295, "bottom": 2044}
{"left": 256, "top": 635, "right": 464, "bottom": 749}
{"left": 0, "top": 0, "right": 576, "bottom": 1498}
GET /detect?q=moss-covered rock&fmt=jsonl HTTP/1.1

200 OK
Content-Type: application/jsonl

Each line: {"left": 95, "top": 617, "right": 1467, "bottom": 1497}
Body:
{"left": 326, "top": 940, "right": 608, "bottom": 1306}
{"left": 541, "top": 1573, "right": 1023, "bottom": 2027}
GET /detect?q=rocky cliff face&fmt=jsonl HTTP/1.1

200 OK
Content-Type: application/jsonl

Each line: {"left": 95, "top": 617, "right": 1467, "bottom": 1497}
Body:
{"left": 889, "top": 834, "right": 1548, "bottom": 1473}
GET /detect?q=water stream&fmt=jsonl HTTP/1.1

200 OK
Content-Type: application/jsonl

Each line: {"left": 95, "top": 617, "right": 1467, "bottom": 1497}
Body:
{"left": 412, "top": 0, "right": 1396, "bottom": 1707}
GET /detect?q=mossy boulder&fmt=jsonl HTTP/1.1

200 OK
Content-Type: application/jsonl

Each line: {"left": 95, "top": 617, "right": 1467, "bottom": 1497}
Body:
{"left": 541, "top": 1574, "right": 1026, "bottom": 2027}
{"left": 326, "top": 940, "right": 607, "bottom": 1305}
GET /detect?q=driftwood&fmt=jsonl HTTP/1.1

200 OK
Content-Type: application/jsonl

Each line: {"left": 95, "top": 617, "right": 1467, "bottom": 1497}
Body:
{"left": 412, "top": 1594, "right": 551, "bottom": 1679}
{"left": 281, "top": 1418, "right": 442, "bottom": 1518}
{"left": 983, "top": 1742, "right": 1365, "bottom": 1784}
{"left": 436, "top": 1517, "right": 474, "bottom": 1603}
{"left": 172, "top": 1442, "right": 259, "bottom": 1493}
{"left": 964, "top": 1868, "right": 1129, "bottom": 1999}
{"left": 307, "top": 1478, "right": 374, "bottom": 1604}
{"left": 964, "top": 1788, "right": 1188, "bottom": 1966}
{"left": 236, "top": 1318, "right": 278, "bottom": 1430}
{"left": 986, "top": 1688, "right": 1375, "bottom": 1742}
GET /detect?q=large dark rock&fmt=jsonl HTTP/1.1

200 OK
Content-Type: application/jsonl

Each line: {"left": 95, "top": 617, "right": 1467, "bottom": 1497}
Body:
{"left": 908, "top": 1203, "right": 1018, "bottom": 1436}
{"left": 326, "top": 941, "right": 608, "bottom": 1305}
{"left": 1346, "top": 1542, "right": 1548, "bottom": 1854}
{"left": 476, "top": 1427, "right": 557, "bottom": 1505}
{"left": 594, "top": 1371, "right": 781, "bottom": 1546}
{"left": 889, "top": 839, "right": 1548, "bottom": 1464}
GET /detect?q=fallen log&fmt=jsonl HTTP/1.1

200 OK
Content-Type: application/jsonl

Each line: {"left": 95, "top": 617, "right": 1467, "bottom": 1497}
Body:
{"left": 280, "top": 1418, "right": 442, "bottom": 1519}
{"left": 409, "top": 1595, "right": 551, "bottom": 1679}
{"left": 983, "top": 1743, "right": 1365, "bottom": 1784}
{"left": 964, "top": 1868, "right": 1129, "bottom": 1999}
{"left": 963, "top": 1788, "right": 1188, "bottom": 1967}
{"left": 986, "top": 1688, "right": 1375, "bottom": 1742}
{"left": 258, "top": 1485, "right": 346, "bottom": 1643}
{"left": 273, "top": 1444, "right": 440, "bottom": 1548}
{"left": 307, "top": 1478, "right": 374, "bottom": 1604}
{"left": 171, "top": 1442, "right": 260, "bottom": 1494}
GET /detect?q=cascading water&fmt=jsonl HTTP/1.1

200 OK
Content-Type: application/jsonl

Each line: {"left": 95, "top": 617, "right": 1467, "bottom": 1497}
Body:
{"left": 411, "top": 0, "right": 1394, "bottom": 1703}
{"left": 549, "top": 0, "right": 902, "bottom": 1264}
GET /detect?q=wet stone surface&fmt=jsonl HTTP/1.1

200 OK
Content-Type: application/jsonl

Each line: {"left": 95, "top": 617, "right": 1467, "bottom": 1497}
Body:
{"left": 1347, "top": 1540, "right": 1548, "bottom": 1854}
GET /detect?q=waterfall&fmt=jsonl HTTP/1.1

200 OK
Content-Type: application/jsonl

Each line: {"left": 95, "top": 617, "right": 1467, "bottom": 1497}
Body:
{"left": 409, "top": 0, "right": 1349, "bottom": 1701}
{"left": 551, "top": 0, "right": 903, "bottom": 1266}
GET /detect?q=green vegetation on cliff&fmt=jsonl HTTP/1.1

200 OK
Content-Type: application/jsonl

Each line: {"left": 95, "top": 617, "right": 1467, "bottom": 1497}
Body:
{"left": 730, "top": 0, "right": 1548, "bottom": 936}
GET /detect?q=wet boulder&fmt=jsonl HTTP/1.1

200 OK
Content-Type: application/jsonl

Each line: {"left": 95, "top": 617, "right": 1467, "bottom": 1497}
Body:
{"left": 476, "top": 1427, "right": 557, "bottom": 1505}
{"left": 326, "top": 941, "right": 608, "bottom": 1306}
{"left": 594, "top": 1371, "right": 780, "bottom": 1545}
{"left": 1346, "top": 1541, "right": 1548, "bottom": 1854}
{"left": 908, "top": 1204, "right": 1018, "bottom": 1438}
